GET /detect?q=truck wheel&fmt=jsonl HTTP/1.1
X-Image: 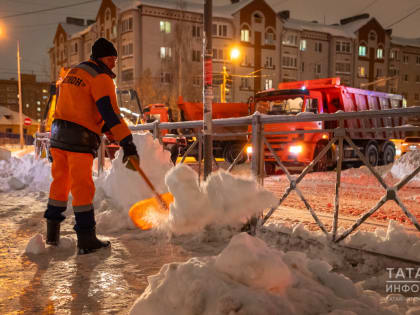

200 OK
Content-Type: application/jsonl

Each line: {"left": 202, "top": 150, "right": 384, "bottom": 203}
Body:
{"left": 313, "top": 143, "right": 328, "bottom": 172}
{"left": 223, "top": 144, "right": 247, "bottom": 164}
{"left": 382, "top": 144, "right": 395, "bottom": 165}
{"left": 264, "top": 162, "right": 276, "bottom": 175}
{"left": 169, "top": 144, "right": 179, "bottom": 165}
{"left": 365, "top": 143, "right": 379, "bottom": 166}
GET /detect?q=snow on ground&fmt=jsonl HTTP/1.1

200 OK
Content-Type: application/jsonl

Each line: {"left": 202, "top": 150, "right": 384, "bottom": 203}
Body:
{"left": 1, "top": 140, "right": 420, "bottom": 314}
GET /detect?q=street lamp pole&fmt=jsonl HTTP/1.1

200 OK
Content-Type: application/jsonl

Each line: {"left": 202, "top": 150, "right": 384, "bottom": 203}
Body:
{"left": 203, "top": 0, "right": 213, "bottom": 179}
{"left": 17, "top": 40, "right": 24, "bottom": 149}
{"left": 221, "top": 65, "right": 227, "bottom": 103}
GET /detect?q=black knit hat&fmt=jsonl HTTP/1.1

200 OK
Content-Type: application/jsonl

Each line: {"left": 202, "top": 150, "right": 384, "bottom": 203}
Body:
{"left": 91, "top": 38, "right": 117, "bottom": 59}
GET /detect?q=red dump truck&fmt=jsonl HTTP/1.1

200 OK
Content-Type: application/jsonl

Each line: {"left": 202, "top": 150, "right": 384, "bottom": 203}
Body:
{"left": 136, "top": 97, "right": 252, "bottom": 163}
{"left": 251, "top": 77, "right": 405, "bottom": 174}
{"left": 174, "top": 97, "right": 252, "bottom": 163}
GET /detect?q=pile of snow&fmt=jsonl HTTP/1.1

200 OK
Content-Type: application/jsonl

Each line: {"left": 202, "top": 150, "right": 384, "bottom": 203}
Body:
{"left": 344, "top": 220, "right": 420, "bottom": 262}
{"left": 25, "top": 233, "right": 75, "bottom": 255}
{"left": 0, "top": 154, "right": 51, "bottom": 192}
{"left": 391, "top": 151, "right": 420, "bottom": 181}
{"left": 163, "top": 164, "right": 277, "bottom": 235}
{"left": 129, "top": 233, "right": 397, "bottom": 315}
{"left": 95, "top": 132, "right": 173, "bottom": 231}
{"left": 265, "top": 219, "right": 420, "bottom": 263}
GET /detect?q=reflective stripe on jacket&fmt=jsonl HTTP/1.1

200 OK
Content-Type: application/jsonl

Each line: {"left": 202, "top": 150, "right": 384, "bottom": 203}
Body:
{"left": 53, "top": 60, "right": 131, "bottom": 144}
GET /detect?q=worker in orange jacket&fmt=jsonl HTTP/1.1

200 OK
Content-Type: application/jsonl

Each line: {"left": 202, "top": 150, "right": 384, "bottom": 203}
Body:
{"left": 44, "top": 38, "right": 139, "bottom": 255}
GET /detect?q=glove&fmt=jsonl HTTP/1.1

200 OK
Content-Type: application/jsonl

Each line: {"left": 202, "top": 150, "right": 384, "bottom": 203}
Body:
{"left": 104, "top": 131, "right": 116, "bottom": 143}
{"left": 121, "top": 137, "right": 139, "bottom": 171}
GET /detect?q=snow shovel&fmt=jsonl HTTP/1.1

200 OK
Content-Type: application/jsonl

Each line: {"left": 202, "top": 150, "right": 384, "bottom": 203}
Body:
{"left": 127, "top": 157, "right": 173, "bottom": 230}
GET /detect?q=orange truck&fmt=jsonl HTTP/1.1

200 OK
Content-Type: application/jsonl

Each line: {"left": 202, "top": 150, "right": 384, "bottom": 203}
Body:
{"left": 134, "top": 97, "right": 251, "bottom": 164}
{"left": 251, "top": 77, "right": 405, "bottom": 174}
{"left": 175, "top": 96, "right": 252, "bottom": 163}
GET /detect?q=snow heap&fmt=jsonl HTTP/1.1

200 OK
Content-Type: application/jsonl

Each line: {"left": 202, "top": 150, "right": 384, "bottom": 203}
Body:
{"left": 0, "top": 154, "right": 51, "bottom": 192}
{"left": 129, "top": 232, "right": 395, "bottom": 315}
{"left": 344, "top": 220, "right": 420, "bottom": 262}
{"left": 94, "top": 132, "right": 173, "bottom": 231}
{"left": 391, "top": 151, "right": 420, "bottom": 181}
{"left": 25, "top": 233, "right": 75, "bottom": 255}
{"left": 164, "top": 164, "right": 277, "bottom": 235}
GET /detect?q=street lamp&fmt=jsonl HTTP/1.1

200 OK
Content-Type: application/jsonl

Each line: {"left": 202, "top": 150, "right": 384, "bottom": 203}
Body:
{"left": 221, "top": 46, "right": 241, "bottom": 103}
{"left": 17, "top": 40, "right": 24, "bottom": 149}
{"left": 0, "top": 24, "right": 24, "bottom": 148}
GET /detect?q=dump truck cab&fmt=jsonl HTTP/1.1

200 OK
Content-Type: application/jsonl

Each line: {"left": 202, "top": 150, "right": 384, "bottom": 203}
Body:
{"left": 253, "top": 87, "right": 330, "bottom": 173}
{"left": 251, "top": 77, "right": 404, "bottom": 174}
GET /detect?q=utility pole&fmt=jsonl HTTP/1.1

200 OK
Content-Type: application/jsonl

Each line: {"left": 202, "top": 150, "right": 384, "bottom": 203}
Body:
{"left": 17, "top": 40, "right": 24, "bottom": 149}
{"left": 221, "top": 65, "right": 227, "bottom": 103}
{"left": 203, "top": 0, "right": 213, "bottom": 179}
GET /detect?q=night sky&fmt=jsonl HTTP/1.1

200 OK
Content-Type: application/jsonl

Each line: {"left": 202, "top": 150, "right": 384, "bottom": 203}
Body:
{"left": 0, "top": 0, "right": 419, "bottom": 82}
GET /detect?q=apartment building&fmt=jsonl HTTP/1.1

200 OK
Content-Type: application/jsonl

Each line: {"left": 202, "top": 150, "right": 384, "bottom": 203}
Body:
{"left": 48, "top": 0, "right": 420, "bottom": 111}
{"left": 0, "top": 74, "right": 50, "bottom": 123}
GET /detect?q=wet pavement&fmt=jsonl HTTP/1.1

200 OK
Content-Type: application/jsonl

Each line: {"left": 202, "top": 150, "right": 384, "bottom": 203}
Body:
{"left": 0, "top": 190, "right": 222, "bottom": 314}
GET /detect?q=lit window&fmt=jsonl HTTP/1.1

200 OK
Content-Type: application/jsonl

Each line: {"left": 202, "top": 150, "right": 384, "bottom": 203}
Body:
{"left": 299, "top": 39, "right": 306, "bottom": 51}
{"left": 359, "top": 45, "right": 367, "bottom": 56}
{"left": 377, "top": 48, "right": 383, "bottom": 59}
{"left": 160, "top": 47, "right": 172, "bottom": 59}
{"left": 37, "top": 107, "right": 41, "bottom": 112}
{"left": 160, "top": 21, "right": 171, "bottom": 34}
{"left": 265, "top": 79, "right": 273, "bottom": 90}
{"left": 241, "top": 29, "right": 250, "bottom": 42}
{"left": 358, "top": 66, "right": 366, "bottom": 77}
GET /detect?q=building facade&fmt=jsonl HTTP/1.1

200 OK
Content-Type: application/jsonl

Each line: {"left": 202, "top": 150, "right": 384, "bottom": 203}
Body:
{"left": 48, "top": 0, "right": 420, "bottom": 114}
{"left": 0, "top": 74, "right": 50, "bottom": 124}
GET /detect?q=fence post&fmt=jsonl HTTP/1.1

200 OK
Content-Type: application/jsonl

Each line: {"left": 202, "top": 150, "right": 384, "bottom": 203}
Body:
{"left": 153, "top": 121, "right": 160, "bottom": 141}
{"left": 251, "top": 112, "right": 264, "bottom": 184}
{"left": 97, "top": 136, "right": 106, "bottom": 175}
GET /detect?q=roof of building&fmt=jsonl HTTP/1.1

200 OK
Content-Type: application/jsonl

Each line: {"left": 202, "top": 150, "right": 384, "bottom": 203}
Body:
{"left": 283, "top": 17, "right": 371, "bottom": 38}
{"left": 70, "top": 24, "right": 94, "bottom": 40}
{"left": 60, "top": 23, "right": 87, "bottom": 37}
{"left": 391, "top": 36, "right": 420, "bottom": 48}
{"left": 113, "top": 0, "right": 141, "bottom": 12}
{"left": 0, "top": 106, "right": 34, "bottom": 126}
{"left": 115, "top": 0, "right": 254, "bottom": 19}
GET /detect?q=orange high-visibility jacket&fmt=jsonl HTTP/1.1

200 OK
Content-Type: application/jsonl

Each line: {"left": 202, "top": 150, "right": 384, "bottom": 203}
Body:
{"left": 54, "top": 60, "right": 131, "bottom": 143}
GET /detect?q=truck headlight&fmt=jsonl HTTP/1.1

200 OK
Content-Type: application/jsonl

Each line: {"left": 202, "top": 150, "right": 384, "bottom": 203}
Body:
{"left": 246, "top": 145, "right": 253, "bottom": 154}
{"left": 289, "top": 145, "right": 302, "bottom": 154}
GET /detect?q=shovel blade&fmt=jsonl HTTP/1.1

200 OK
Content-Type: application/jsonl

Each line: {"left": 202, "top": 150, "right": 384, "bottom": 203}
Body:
{"left": 129, "top": 192, "right": 174, "bottom": 230}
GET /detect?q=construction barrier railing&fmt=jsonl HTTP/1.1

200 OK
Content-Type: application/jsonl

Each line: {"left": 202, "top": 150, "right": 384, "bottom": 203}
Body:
{"left": 35, "top": 106, "right": 420, "bottom": 242}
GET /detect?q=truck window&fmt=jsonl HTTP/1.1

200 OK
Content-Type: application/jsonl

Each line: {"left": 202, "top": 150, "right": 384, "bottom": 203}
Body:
{"left": 255, "top": 97, "right": 304, "bottom": 115}
{"left": 305, "top": 98, "right": 318, "bottom": 114}
{"left": 146, "top": 113, "right": 161, "bottom": 123}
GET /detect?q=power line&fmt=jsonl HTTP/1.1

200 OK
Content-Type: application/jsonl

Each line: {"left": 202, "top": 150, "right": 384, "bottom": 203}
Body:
{"left": 0, "top": 0, "right": 100, "bottom": 19}
{"left": 357, "top": 0, "right": 380, "bottom": 15}
{"left": 386, "top": 5, "right": 420, "bottom": 28}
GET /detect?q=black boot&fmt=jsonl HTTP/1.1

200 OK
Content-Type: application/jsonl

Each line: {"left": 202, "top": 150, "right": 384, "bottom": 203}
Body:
{"left": 46, "top": 220, "right": 61, "bottom": 246}
{"left": 76, "top": 228, "right": 110, "bottom": 255}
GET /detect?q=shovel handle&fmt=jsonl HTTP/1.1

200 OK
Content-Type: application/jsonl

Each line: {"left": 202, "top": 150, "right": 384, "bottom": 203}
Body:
{"left": 129, "top": 157, "right": 168, "bottom": 210}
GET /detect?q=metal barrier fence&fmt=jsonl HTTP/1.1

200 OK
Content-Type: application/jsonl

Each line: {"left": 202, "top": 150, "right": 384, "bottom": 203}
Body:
{"left": 36, "top": 106, "right": 420, "bottom": 242}
{"left": 0, "top": 132, "right": 34, "bottom": 146}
